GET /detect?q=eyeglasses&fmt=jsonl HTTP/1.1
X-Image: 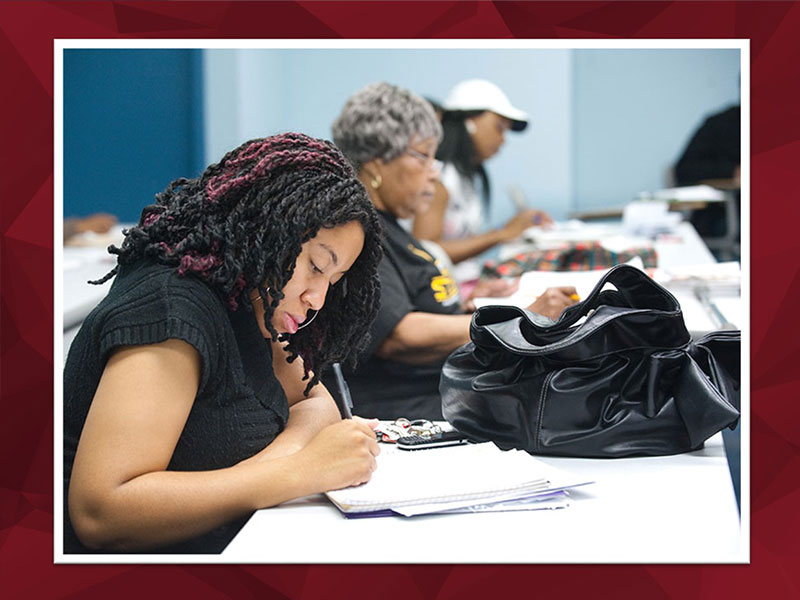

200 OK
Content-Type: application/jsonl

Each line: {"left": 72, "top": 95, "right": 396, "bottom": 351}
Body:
{"left": 405, "top": 147, "right": 443, "bottom": 172}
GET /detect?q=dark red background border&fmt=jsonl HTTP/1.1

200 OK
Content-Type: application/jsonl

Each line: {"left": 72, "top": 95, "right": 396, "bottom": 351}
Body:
{"left": 2, "top": 1, "right": 798, "bottom": 598}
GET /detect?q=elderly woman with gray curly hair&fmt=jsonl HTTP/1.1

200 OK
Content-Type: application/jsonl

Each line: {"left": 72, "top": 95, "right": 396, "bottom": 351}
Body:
{"left": 325, "top": 82, "right": 576, "bottom": 421}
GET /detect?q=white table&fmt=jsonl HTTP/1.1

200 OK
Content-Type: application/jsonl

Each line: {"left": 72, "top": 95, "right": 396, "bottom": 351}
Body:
{"left": 62, "top": 226, "right": 129, "bottom": 329}
{"left": 224, "top": 219, "right": 744, "bottom": 562}
{"left": 60, "top": 227, "right": 128, "bottom": 362}
{"left": 62, "top": 247, "right": 118, "bottom": 329}
{"left": 59, "top": 220, "right": 744, "bottom": 562}
{"left": 223, "top": 433, "right": 743, "bottom": 563}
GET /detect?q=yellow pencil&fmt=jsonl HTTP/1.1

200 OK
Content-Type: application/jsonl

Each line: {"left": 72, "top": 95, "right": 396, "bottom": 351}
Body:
{"left": 570, "top": 293, "right": 580, "bottom": 301}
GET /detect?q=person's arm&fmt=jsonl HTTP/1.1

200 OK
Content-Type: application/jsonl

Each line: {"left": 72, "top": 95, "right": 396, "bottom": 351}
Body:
{"left": 377, "top": 286, "right": 578, "bottom": 365}
{"left": 68, "top": 339, "right": 378, "bottom": 552}
{"left": 63, "top": 213, "right": 118, "bottom": 242}
{"left": 414, "top": 181, "right": 551, "bottom": 265}
{"left": 377, "top": 312, "right": 473, "bottom": 364}
{"left": 241, "top": 339, "right": 342, "bottom": 463}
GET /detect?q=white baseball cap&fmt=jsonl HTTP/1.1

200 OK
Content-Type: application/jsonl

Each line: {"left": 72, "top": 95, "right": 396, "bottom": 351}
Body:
{"left": 443, "top": 79, "right": 529, "bottom": 131}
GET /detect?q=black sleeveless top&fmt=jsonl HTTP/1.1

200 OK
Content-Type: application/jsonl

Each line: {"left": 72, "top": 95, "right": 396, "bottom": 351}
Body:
{"left": 63, "top": 260, "right": 288, "bottom": 553}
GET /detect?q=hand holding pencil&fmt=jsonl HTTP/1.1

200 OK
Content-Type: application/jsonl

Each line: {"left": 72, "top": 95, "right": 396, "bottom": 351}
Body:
{"left": 499, "top": 209, "right": 554, "bottom": 242}
{"left": 526, "top": 286, "right": 580, "bottom": 321}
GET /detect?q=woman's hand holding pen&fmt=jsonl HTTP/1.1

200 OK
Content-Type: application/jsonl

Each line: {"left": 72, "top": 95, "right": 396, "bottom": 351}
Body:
{"left": 295, "top": 417, "right": 381, "bottom": 491}
{"left": 499, "top": 209, "right": 554, "bottom": 242}
{"left": 526, "top": 286, "right": 579, "bottom": 321}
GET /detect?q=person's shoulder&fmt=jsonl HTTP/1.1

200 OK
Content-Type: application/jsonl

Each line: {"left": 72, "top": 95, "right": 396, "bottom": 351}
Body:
{"left": 707, "top": 105, "right": 740, "bottom": 127}
{"left": 115, "top": 260, "right": 225, "bottom": 315}
{"left": 380, "top": 216, "right": 417, "bottom": 254}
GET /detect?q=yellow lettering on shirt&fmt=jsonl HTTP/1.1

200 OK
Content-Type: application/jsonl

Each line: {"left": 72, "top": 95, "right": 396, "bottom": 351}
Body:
{"left": 431, "top": 275, "right": 458, "bottom": 302}
{"left": 408, "top": 244, "right": 459, "bottom": 304}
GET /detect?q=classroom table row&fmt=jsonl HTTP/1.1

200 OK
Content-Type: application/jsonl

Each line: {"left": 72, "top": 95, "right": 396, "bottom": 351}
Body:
{"left": 494, "top": 220, "right": 743, "bottom": 335}
{"left": 61, "top": 221, "right": 742, "bottom": 356}
{"left": 222, "top": 220, "right": 744, "bottom": 562}
{"left": 58, "top": 219, "right": 745, "bottom": 563}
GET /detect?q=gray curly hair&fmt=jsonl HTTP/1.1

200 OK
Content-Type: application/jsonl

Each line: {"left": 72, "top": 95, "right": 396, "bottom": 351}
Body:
{"left": 332, "top": 82, "right": 442, "bottom": 171}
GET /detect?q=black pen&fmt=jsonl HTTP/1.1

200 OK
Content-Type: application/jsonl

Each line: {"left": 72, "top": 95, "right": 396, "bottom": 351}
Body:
{"left": 331, "top": 362, "right": 353, "bottom": 419}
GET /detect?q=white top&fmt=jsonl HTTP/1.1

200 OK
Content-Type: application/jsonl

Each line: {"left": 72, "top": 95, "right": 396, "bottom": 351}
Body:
{"left": 439, "top": 162, "right": 484, "bottom": 283}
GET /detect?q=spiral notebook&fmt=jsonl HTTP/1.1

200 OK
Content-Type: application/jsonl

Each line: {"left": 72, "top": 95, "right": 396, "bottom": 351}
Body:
{"left": 325, "top": 442, "right": 591, "bottom": 517}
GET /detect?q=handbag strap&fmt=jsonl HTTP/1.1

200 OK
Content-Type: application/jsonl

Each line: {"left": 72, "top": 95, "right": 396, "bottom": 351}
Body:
{"left": 471, "top": 265, "right": 688, "bottom": 356}
{"left": 551, "top": 264, "right": 681, "bottom": 330}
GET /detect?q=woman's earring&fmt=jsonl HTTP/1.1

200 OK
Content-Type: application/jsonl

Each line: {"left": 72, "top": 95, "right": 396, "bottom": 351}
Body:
{"left": 253, "top": 286, "right": 272, "bottom": 302}
{"left": 370, "top": 174, "right": 382, "bottom": 190}
{"left": 465, "top": 119, "right": 477, "bottom": 135}
{"left": 296, "top": 309, "right": 318, "bottom": 330}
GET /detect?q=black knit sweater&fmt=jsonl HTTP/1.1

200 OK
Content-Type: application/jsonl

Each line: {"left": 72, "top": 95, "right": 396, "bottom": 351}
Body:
{"left": 63, "top": 260, "right": 288, "bottom": 554}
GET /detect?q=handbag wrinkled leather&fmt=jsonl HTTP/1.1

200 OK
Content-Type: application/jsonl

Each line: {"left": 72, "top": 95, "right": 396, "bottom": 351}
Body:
{"left": 440, "top": 264, "right": 740, "bottom": 458}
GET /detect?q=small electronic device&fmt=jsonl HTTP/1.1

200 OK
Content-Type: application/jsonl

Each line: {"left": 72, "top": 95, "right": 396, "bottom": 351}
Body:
{"left": 396, "top": 430, "right": 471, "bottom": 450}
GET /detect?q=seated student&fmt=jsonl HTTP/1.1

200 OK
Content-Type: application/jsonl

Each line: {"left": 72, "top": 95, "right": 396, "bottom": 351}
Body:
{"left": 412, "top": 79, "right": 553, "bottom": 290}
{"left": 328, "top": 82, "right": 577, "bottom": 421}
{"left": 674, "top": 104, "right": 741, "bottom": 241}
{"left": 63, "top": 133, "right": 382, "bottom": 554}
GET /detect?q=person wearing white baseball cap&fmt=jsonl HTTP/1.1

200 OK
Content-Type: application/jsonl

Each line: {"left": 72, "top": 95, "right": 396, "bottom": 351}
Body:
{"left": 443, "top": 78, "right": 530, "bottom": 131}
{"left": 412, "top": 79, "right": 553, "bottom": 294}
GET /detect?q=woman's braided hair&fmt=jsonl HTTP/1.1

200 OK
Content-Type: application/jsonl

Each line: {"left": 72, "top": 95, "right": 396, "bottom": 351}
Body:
{"left": 94, "top": 132, "right": 383, "bottom": 393}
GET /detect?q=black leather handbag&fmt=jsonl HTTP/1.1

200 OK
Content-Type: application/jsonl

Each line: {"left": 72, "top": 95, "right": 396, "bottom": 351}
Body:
{"left": 440, "top": 264, "right": 740, "bottom": 458}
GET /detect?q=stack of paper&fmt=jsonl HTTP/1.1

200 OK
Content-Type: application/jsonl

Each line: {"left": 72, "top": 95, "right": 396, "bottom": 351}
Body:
{"left": 622, "top": 201, "right": 682, "bottom": 236}
{"left": 522, "top": 220, "right": 621, "bottom": 247}
{"left": 652, "top": 262, "right": 742, "bottom": 330}
{"left": 325, "top": 442, "right": 592, "bottom": 518}
{"left": 651, "top": 184, "right": 727, "bottom": 202}
{"left": 652, "top": 261, "right": 740, "bottom": 293}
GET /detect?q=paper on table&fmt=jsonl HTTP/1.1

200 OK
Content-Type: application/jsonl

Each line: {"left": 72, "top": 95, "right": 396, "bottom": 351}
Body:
{"left": 436, "top": 490, "right": 570, "bottom": 514}
{"left": 653, "top": 261, "right": 740, "bottom": 289}
{"left": 395, "top": 472, "right": 591, "bottom": 516}
{"left": 651, "top": 185, "right": 727, "bottom": 202}
{"left": 472, "top": 257, "right": 645, "bottom": 310}
{"left": 622, "top": 201, "right": 682, "bottom": 236}
{"left": 395, "top": 490, "right": 570, "bottom": 517}
{"left": 521, "top": 220, "right": 621, "bottom": 247}
{"left": 326, "top": 443, "right": 559, "bottom": 514}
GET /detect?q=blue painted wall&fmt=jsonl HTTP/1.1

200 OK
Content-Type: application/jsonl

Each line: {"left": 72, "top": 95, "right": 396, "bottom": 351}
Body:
{"left": 63, "top": 49, "right": 204, "bottom": 223}
{"left": 62, "top": 47, "right": 741, "bottom": 230}
{"left": 204, "top": 47, "right": 740, "bottom": 229}
{"left": 203, "top": 48, "right": 573, "bottom": 227}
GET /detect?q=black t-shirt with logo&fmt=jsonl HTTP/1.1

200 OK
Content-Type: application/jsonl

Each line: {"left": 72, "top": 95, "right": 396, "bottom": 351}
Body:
{"left": 323, "top": 211, "right": 463, "bottom": 421}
